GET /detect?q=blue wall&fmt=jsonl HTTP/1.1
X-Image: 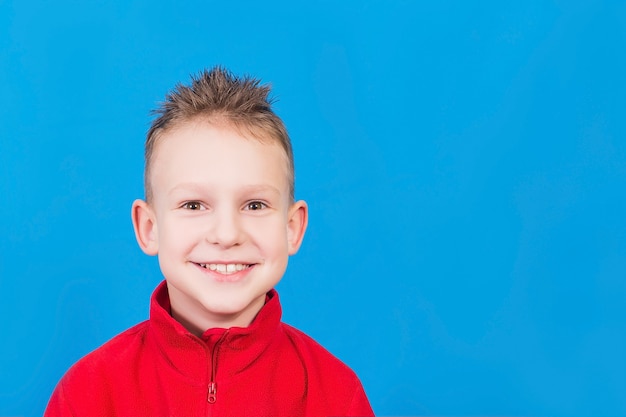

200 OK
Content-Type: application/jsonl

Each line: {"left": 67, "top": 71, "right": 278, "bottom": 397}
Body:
{"left": 1, "top": 1, "right": 625, "bottom": 416}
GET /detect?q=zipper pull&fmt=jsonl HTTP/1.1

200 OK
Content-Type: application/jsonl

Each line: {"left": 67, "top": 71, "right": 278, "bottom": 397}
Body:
{"left": 208, "top": 382, "right": 217, "bottom": 403}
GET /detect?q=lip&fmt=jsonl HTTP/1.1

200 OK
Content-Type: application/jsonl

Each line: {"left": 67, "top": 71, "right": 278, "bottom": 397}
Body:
{"left": 192, "top": 261, "right": 255, "bottom": 283}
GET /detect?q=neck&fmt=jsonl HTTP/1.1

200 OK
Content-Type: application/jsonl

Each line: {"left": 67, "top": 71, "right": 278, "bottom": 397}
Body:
{"left": 168, "top": 291, "right": 266, "bottom": 336}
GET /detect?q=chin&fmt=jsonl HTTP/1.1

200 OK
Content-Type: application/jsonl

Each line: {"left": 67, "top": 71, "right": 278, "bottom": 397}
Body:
{"left": 203, "top": 296, "right": 260, "bottom": 316}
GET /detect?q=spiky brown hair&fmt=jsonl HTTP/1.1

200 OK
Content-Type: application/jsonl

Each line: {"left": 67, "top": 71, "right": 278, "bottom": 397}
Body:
{"left": 144, "top": 66, "right": 294, "bottom": 202}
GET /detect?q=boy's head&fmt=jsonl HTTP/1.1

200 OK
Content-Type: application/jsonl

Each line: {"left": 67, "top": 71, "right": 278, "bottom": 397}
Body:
{"left": 131, "top": 67, "right": 308, "bottom": 335}
{"left": 144, "top": 66, "right": 295, "bottom": 203}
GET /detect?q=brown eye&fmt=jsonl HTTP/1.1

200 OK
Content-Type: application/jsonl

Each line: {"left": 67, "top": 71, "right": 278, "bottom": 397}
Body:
{"left": 245, "top": 201, "right": 267, "bottom": 211}
{"left": 183, "top": 201, "right": 203, "bottom": 210}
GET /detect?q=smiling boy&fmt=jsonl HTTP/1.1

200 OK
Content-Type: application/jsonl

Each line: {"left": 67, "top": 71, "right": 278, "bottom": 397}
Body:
{"left": 44, "top": 67, "right": 374, "bottom": 416}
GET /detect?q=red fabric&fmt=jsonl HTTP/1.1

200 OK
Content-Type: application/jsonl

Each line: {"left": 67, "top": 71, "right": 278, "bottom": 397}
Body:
{"left": 45, "top": 281, "right": 374, "bottom": 416}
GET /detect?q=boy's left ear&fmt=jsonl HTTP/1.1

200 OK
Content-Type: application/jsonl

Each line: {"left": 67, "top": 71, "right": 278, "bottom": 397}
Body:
{"left": 286, "top": 200, "right": 308, "bottom": 255}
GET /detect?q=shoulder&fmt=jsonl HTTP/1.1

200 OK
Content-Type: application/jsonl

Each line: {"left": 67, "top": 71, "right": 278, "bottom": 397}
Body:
{"left": 45, "top": 321, "right": 151, "bottom": 415}
{"left": 61, "top": 320, "right": 149, "bottom": 384}
{"left": 277, "top": 323, "right": 374, "bottom": 416}
{"left": 279, "top": 323, "right": 337, "bottom": 355}
{"left": 278, "top": 322, "right": 361, "bottom": 383}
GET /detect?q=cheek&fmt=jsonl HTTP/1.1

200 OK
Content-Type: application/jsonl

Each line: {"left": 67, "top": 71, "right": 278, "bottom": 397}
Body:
{"left": 246, "top": 218, "right": 289, "bottom": 253}
{"left": 159, "top": 219, "right": 201, "bottom": 251}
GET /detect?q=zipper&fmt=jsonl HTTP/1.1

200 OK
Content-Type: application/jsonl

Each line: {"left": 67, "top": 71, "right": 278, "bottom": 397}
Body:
{"left": 207, "top": 330, "right": 229, "bottom": 404}
{"left": 207, "top": 381, "right": 217, "bottom": 403}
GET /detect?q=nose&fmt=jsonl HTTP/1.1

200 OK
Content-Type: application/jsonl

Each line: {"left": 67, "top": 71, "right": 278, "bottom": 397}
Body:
{"left": 206, "top": 208, "right": 244, "bottom": 248}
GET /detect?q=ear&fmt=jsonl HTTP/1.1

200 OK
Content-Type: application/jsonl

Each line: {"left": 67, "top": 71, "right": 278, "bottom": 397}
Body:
{"left": 286, "top": 200, "right": 308, "bottom": 255}
{"left": 131, "top": 199, "right": 159, "bottom": 256}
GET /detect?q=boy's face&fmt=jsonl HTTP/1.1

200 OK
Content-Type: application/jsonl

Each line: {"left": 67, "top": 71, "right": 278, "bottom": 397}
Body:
{"left": 131, "top": 120, "right": 307, "bottom": 334}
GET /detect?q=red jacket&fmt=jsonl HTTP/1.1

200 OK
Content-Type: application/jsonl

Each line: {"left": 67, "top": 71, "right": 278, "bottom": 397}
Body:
{"left": 45, "top": 282, "right": 374, "bottom": 416}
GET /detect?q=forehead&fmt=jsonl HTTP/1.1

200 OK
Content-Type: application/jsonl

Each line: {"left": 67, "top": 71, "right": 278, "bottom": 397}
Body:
{"left": 149, "top": 120, "right": 291, "bottom": 197}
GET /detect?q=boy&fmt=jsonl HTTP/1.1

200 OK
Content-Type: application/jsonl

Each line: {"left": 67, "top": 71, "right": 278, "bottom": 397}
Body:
{"left": 44, "top": 67, "right": 374, "bottom": 416}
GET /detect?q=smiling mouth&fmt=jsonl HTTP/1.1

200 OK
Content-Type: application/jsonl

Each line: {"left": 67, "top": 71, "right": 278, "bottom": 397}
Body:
{"left": 197, "top": 263, "right": 253, "bottom": 275}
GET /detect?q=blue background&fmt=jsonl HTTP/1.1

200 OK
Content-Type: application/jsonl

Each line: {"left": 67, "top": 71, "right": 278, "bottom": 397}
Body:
{"left": 1, "top": 1, "right": 626, "bottom": 416}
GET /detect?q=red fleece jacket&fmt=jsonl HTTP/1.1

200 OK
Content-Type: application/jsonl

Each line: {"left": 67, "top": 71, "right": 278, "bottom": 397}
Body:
{"left": 44, "top": 282, "right": 374, "bottom": 416}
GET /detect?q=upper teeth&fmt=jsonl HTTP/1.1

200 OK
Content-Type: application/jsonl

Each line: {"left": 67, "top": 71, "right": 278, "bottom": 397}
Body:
{"left": 200, "top": 263, "right": 249, "bottom": 274}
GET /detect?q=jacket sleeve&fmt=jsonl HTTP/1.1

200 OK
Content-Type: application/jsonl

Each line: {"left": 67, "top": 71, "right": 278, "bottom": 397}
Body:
{"left": 44, "top": 381, "right": 76, "bottom": 417}
{"left": 345, "top": 380, "right": 375, "bottom": 416}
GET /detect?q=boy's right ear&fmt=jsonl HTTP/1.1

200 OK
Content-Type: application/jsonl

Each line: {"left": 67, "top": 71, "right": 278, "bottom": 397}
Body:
{"left": 131, "top": 199, "right": 159, "bottom": 256}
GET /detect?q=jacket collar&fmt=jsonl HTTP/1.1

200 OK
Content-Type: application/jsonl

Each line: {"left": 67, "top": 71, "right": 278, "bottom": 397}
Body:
{"left": 148, "top": 281, "right": 282, "bottom": 382}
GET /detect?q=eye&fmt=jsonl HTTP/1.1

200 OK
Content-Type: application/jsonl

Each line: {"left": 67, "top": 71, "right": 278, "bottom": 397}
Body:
{"left": 244, "top": 201, "right": 267, "bottom": 211}
{"left": 182, "top": 201, "right": 204, "bottom": 211}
